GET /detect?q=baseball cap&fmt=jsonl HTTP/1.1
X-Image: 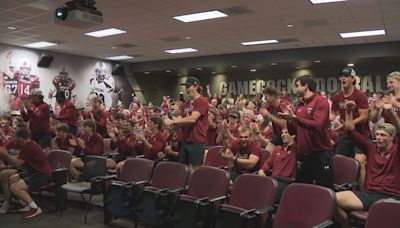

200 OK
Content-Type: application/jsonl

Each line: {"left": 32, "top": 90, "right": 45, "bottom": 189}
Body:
{"left": 29, "top": 89, "right": 43, "bottom": 96}
{"left": 11, "top": 110, "right": 21, "bottom": 116}
{"left": 339, "top": 67, "right": 356, "bottom": 77}
{"left": 377, "top": 123, "right": 397, "bottom": 136}
{"left": 181, "top": 76, "right": 200, "bottom": 87}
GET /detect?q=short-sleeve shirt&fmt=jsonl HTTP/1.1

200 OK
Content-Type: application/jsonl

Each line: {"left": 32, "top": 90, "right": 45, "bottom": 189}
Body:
{"left": 229, "top": 140, "right": 261, "bottom": 174}
{"left": 18, "top": 140, "right": 52, "bottom": 176}
{"left": 181, "top": 96, "right": 209, "bottom": 143}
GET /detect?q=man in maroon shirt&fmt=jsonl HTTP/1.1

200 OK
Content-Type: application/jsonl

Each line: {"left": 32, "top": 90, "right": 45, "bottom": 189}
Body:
{"left": 50, "top": 123, "right": 78, "bottom": 153}
{"left": 331, "top": 67, "right": 370, "bottom": 190}
{"left": 51, "top": 92, "right": 78, "bottom": 135}
{"left": 0, "top": 127, "right": 52, "bottom": 218}
{"left": 164, "top": 76, "right": 208, "bottom": 174}
{"left": 258, "top": 128, "right": 296, "bottom": 202}
{"left": 220, "top": 125, "right": 261, "bottom": 182}
{"left": 278, "top": 75, "right": 333, "bottom": 188}
{"left": 20, "top": 89, "right": 51, "bottom": 148}
{"left": 83, "top": 97, "right": 108, "bottom": 136}
{"left": 335, "top": 108, "right": 400, "bottom": 228}
{"left": 69, "top": 119, "right": 105, "bottom": 181}
{"left": 135, "top": 116, "right": 166, "bottom": 160}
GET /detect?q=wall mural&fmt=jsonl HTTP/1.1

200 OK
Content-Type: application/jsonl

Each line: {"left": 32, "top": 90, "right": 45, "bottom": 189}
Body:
{"left": 0, "top": 46, "right": 131, "bottom": 113}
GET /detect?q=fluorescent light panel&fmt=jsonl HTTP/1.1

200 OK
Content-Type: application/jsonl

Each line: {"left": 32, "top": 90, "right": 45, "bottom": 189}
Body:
{"left": 241, "top": 40, "right": 278, "bottom": 46}
{"left": 106, "top": 55, "right": 134, "bottom": 60}
{"left": 309, "top": 0, "right": 348, "bottom": 4}
{"left": 85, "top": 28, "right": 126, "bottom": 38}
{"left": 174, "top": 10, "right": 227, "bottom": 23}
{"left": 340, "top": 29, "right": 386, "bottom": 38}
{"left": 165, "top": 48, "right": 198, "bottom": 54}
{"left": 24, "top": 41, "right": 57, "bottom": 48}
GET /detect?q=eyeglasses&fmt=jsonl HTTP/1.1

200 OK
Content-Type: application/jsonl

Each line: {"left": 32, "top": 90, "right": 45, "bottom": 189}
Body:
{"left": 229, "top": 115, "right": 238, "bottom": 119}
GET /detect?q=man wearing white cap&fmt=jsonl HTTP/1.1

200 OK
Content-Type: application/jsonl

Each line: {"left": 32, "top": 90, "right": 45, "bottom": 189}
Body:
{"left": 20, "top": 89, "right": 51, "bottom": 148}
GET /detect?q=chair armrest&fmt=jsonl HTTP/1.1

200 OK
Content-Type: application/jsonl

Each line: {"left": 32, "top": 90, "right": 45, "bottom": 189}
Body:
{"left": 333, "top": 182, "right": 359, "bottom": 192}
{"left": 209, "top": 195, "right": 227, "bottom": 203}
{"left": 168, "top": 187, "right": 186, "bottom": 194}
{"left": 313, "top": 220, "right": 333, "bottom": 228}
{"left": 53, "top": 168, "right": 68, "bottom": 173}
{"left": 136, "top": 155, "right": 145, "bottom": 158}
{"left": 193, "top": 197, "right": 210, "bottom": 205}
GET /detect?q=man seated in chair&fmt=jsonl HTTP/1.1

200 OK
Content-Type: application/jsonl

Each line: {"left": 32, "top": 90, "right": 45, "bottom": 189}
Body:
{"left": 258, "top": 128, "right": 296, "bottom": 203}
{"left": 220, "top": 125, "right": 261, "bottom": 182}
{"left": 335, "top": 102, "right": 400, "bottom": 228}
{"left": 0, "top": 126, "right": 52, "bottom": 218}
{"left": 69, "top": 119, "right": 109, "bottom": 181}
{"left": 50, "top": 123, "right": 78, "bottom": 153}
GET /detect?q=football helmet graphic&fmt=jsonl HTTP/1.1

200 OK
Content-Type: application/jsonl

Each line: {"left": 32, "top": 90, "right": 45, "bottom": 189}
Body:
{"left": 19, "top": 61, "right": 32, "bottom": 77}
{"left": 95, "top": 62, "right": 107, "bottom": 83}
{"left": 59, "top": 67, "right": 69, "bottom": 80}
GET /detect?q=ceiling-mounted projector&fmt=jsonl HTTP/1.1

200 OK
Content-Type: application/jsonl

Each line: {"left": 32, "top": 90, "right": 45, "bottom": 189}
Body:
{"left": 54, "top": 0, "right": 103, "bottom": 29}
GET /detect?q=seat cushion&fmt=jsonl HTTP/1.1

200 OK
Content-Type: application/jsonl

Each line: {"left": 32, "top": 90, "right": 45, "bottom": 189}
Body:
{"left": 350, "top": 210, "right": 368, "bottom": 222}
{"left": 61, "top": 182, "right": 91, "bottom": 193}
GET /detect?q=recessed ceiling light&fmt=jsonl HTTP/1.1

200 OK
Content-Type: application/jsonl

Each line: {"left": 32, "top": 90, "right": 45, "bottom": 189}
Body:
{"left": 24, "top": 41, "right": 57, "bottom": 48}
{"left": 250, "top": 69, "right": 257, "bottom": 72}
{"left": 231, "top": 65, "right": 237, "bottom": 68}
{"left": 85, "top": 28, "right": 127, "bottom": 38}
{"left": 177, "top": 74, "right": 181, "bottom": 76}
{"left": 7, "top": 26, "right": 16, "bottom": 30}
{"left": 111, "top": 46, "right": 117, "bottom": 49}
{"left": 105, "top": 55, "right": 134, "bottom": 60}
{"left": 347, "top": 63, "right": 354, "bottom": 67}
{"left": 340, "top": 29, "right": 386, "bottom": 38}
{"left": 166, "top": 70, "right": 172, "bottom": 73}
{"left": 270, "top": 63, "right": 277, "bottom": 66}
{"left": 144, "top": 72, "right": 150, "bottom": 75}
{"left": 241, "top": 40, "right": 279, "bottom": 46}
{"left": 296, "top": 67, "right": 302, "bottom": 70}
{"left": 286, "top": 24, "right": 294, "bottom": 28}
{"left": 211, "top": 72, "right": 216, "bottom": 75}
{"left": 173, "top": 10, "right": 228, "bottom": 23}
{"left": 185, "top": 36, "right": 192, "bottom": 40}
{"left": 165, "top": 48, "right": 198, "bottom": 54}
{"left": 309, "top": 0, "right": 348, "bottom": 4}
{"left": 314, "top": 60, "right": 321, "bottom": 63}
{"left": 196, "top": 67, "right": 202, "bottom": 70}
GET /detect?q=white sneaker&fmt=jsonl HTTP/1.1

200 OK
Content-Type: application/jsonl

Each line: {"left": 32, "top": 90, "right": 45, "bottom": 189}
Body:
{"left": 0, "top": 203, "right": 10, "bottom": 214}
{"left": 18, "top": 205, "right": 30, "bottom": 213}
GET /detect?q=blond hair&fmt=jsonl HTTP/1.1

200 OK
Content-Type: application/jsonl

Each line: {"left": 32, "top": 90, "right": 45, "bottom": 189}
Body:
{"left": 387, "top": 71, "right": 400, "bottom": 81}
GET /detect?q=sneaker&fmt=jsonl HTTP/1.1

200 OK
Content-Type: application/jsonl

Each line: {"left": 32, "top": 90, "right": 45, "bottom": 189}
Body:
{"left": 22, "top": 207, "right": 42, "bottom": 219}
{"left": 0, "top": 203, "right": 9, "bottom": 214}
{"left": 18, "top": 205, "right": 30, "bottom": 213}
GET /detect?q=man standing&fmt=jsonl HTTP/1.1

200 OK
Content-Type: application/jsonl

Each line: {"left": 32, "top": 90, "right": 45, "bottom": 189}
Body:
{"left": 278, "top": 75, "right": 333, "bottom": 188}
{"left": 330, "top": 67, "right": 369, "bottom": 188}
{"left": 51, "top": 92, "right": 78, "bottom": 135}
{"left": 20, "top": 89, "right": 51, "bottom": 148}
{"left": 164, "top": 76, "right": 208, "bottom": 174}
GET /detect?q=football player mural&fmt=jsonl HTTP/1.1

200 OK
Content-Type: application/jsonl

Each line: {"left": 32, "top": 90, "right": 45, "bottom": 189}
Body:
{"left": 49, "top": 67, "right": 76, "bottom": 100}
{"left": 87, "top": 62, "right": 122, "bottom": 110}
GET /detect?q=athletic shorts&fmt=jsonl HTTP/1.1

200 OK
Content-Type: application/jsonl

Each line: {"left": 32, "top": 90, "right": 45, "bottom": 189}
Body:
{"left": 23, "top": 174, "right": 52, "bottom": 192}
{"left": 179, "top": 141, "right": 206, "bottom": 166}
{"left": 353, "top": 191, "right": 400, "bottom": 210}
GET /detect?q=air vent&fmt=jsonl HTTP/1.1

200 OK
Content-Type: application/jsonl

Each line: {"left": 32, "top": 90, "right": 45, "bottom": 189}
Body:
{"left": 301, "top": 19, "right": 329, "bottom": 27}
{"left": 161, "top": 37, "right": 180, "bottom": 42}
{"left": 221, "top": 5, "right": 253, "bottom": 16}
{"left": 117, "top": 43, "right": 137, "bottom": 48}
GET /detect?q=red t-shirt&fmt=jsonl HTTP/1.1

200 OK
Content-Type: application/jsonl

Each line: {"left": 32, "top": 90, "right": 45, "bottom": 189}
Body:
{"left": 382, "top": 98, "right": 400, "bottom": 126}
{"left": 181, "top": 96, "right": 209, "bottom": 143}
{"left": 229, "top": 139, "right": 262, "bottom": 174}
{"left": 21, "top": 101, "right": 51, "bottom": 134}
{"left": 349, "top": 130, "right": 400, "bottom": 196}
{"left": 111, "top": 134, "right": 136, "bottom": 159}
{"left": 79, "top": 132, "right": 104, "bottom": 156}
{"left": 83, "top": 110, "right": 108, "bottom": 136}
{"left": 52, "top": 134, "right": 77, "bottom": 151}
{"left": 267, "top": 99, "right": 290, "bottom": 137}
{"left": 331, "top": 89, "right": 370, "bottom": 137}
{"left": 59, "top": 100, "right": 77, "bottom": 126}
{"left": 143, "top": 131, "right": 166, "bottom": 160}
{"left": 261, "top": 144, "right": 296, "bottom": 181}
{"left": 290, "top": 94, "right": 331, "bottom": 155}
{"left": 18, "top": 140, "right": 52, "bottom": 176}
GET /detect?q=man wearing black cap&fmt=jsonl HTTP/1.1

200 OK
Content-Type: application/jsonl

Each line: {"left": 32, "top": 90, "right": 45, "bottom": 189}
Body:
{"left": 164, "top": 76, "right": 208, "bottom": 174}
{"left": 330, "top": 67, "right": 369, "bottom": 188}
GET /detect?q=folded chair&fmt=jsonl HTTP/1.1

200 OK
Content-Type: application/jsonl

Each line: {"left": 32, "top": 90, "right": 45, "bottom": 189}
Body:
{"left": 136, "top": 161, "right": 188, "bottom": 227}
{"left": 215, "top": 174, "right": 277, "bottom": 228}
{"left": 60, "top": 155, "right": 107, "bottom": 223}
{"left": 273, "top": 183, "right": 336, "bottom": 228}
{"left": 175, "top": 166, "right": 230, "bottom": 228}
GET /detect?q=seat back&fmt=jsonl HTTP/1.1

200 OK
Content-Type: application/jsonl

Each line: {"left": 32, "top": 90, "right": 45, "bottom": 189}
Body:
{"left": 365, "top": 199, "right": 400, "bottom": 228}
{"left": 119, "top": 158, "right": 153, "bottom": 183}
{"left": 151, "top": 161, "right": 188, "bottom": 190}
{"left": 81, "top": 156, "right": 107, "bottom": 181}
{"left": 187, "top": 166, "right": 229, "bottom": 199}
{"left": 204, "top": 146, "right": 232, "bottom": 168}
{"left": 229, "top": 174, "right": 277, "bottom": 210}
{"left": 47, "top": 150, "right": 72, "bottom": 170}
{"left": 273, "top": 183, "right": 336, "bottom": 228}
{"left": 333, "top": 155, "right": 360, "bottom": 185}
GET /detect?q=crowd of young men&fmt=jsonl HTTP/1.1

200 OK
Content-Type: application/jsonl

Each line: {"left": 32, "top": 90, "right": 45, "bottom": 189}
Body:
{"left": 0, "top": 69, "right": 399, "bottom": 227}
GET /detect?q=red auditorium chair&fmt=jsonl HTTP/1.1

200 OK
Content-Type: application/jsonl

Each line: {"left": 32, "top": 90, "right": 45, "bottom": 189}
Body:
{"left": 35, "top": 150, "right": 72, "bottom": 211}
{"left": 364, "top": 199, "right": 400, "bottom": 228}
{"left": 104, "top": 158, "right": 153, "bottom": 227}
{"left": 215, "top": 174, "right": 277, "bottom": 228}
{"left": 174, "top": 166, "right": 230, "bottom": 228}
{"left": 203, "top": 145, "right": 232, "bottom": 168}
{"left": 60, "top": 155, "right": 107, "bottom": 223}
{"left": 332, "top": 155, "right": 360, "bottom": 191}
{"left": 136, "top": 161, "right": 189, "bottom": 227}
{"left": 273, "top": 183, "right": 336, "bottom": 228}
